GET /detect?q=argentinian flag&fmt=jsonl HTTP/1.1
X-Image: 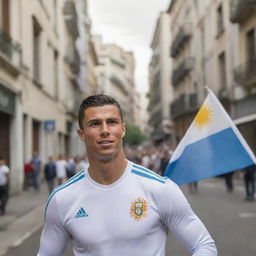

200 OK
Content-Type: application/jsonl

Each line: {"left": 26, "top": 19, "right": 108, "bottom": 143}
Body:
{"left": 165, "top": 89, "right": 256, "bottom": 185}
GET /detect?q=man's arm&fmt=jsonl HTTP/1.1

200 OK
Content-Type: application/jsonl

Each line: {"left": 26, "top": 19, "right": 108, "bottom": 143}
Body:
{"left": 38, "top": 195, "right": 70, "bottom": 256}
{"left": 160, "top": 180, "right": 218, "bottom": 255}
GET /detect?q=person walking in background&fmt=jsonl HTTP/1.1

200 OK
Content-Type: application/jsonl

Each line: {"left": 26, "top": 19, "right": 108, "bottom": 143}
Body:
{"left": 159, "top": 150, "right": 170, "bottom": 176}
{"left": 76, "top": 155, "right": 89, "bottom": 172}
{"left": 44, "top": 157, "right": 56, "bottom": 194}
{"left": 224, "top": 171, "right": 234, "bottom": 193}
{"left": 66, "top": 157, "right": 76, "bottom": 179}
{"left": 31, "top": 152, "right": 41, "bottom": 192}
{"left": 243, "top": 164, "right": 256, "bottom": 201}
{"left": 0, "top": 157, "right": 9, "bottom": 215}
{"left": 38, "top": 94, "right": 217, "bottom": 256}
{"left": 23, "top": 161, "right": 33, "bottom": 190}
{"left": 189, "top": 181, "right": 198, "bottom": 193}
{"left": 55, "top": 155, "right": 67, "bottom": 185}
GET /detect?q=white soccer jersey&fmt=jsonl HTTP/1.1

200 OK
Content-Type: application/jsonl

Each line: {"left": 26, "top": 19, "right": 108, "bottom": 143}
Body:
{"left": 38, "top": 161, "right": 217, "bottom": 256}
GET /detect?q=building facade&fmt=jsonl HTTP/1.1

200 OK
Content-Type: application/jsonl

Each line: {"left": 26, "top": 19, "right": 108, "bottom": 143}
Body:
{"left": 230, "top": 0, "right": 256, "bottom": 152}
{"left": 92, "top": 35, "right": 137, "bottom": 125}
{"left": 167, "top": 0, "right": 256, "bottom": 151}
{"left": 148, "top": 12, "right": 173, "bottom": 144}
{"left": 0, "top": 0, "right": 91, "bottom": 194}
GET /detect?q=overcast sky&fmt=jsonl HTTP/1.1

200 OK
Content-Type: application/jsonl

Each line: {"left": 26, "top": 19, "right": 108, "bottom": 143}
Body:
{"left": 88, "top": 0, "right": 171, "bottom": 93}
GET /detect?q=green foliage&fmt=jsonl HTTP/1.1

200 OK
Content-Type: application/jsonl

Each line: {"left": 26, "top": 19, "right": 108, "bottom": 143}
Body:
{"left": 124, "top": 124, "right": 145, "bottom": 146}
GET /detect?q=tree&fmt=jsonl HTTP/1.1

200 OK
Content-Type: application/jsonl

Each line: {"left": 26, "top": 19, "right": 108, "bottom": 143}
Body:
{"left": 124, "top": 124, "right": 146, "bottom": 146}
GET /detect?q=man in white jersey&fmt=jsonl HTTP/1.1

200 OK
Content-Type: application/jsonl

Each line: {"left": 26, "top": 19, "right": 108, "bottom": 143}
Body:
{"left": 38, "top": 95, "right": 218, "bottom": 256}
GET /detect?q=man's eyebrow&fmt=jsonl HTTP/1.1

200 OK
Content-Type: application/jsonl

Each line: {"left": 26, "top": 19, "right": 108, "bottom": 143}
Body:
{"left": 87, "top": 119, "right": 101, "bottom": 124}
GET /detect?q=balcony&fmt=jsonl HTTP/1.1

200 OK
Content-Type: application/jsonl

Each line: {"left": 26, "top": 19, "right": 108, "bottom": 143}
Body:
{"left": 170, "top": 93, "right": 198, "bottom": 118}
{"left": 110, "top": 75, "right": 128, "bottom": 95}
{"left": 172, "top": 57, "right": 195, "bottom": 86}
{"left": 233, "top": 58, "right": 256, "bottom": 88}
{"left": 230, "top": 0, "right": 256, "bottom": 23}
{"left": 63, "top": 0, "right": 79, "bottom": 38}
{"left": 171, "top": 23, "right": 192, "bottom": 58}
{"left": 0, "top": 29, "right": 21, "bottom": 76}
{"left": 65, "top": 47, "right": 80, "bottom": 74}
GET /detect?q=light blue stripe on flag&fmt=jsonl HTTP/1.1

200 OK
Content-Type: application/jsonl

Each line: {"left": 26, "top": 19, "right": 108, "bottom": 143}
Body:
{"left": 164, "top": 127, "right": 254, "bottom": 185}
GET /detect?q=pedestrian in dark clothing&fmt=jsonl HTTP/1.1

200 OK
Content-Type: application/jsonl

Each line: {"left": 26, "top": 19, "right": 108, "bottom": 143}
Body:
{"left": 159, "top": 151, "right": 170, "bottom": 176}
{"left": 44, "top": 157, "right": 56, "bottom": 194}
{"left": 23, "top": 162, "right": 33, "bottom": 190}
{"left": 0, "top": 157, "right": 9, "bottom": 215}
{"left": 31, "top": 152, "right": 41, "bottom": 192}
{"left": 243, "top": 164, "right": 256, "bottom": 201}
{"left": 224, "top": 171, "right": 234, "bottom": 193}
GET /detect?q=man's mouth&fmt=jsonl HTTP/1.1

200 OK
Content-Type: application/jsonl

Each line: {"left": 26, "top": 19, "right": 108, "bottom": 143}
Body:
{"left": 97, "top": 140, "right": 113, "bottom": 145}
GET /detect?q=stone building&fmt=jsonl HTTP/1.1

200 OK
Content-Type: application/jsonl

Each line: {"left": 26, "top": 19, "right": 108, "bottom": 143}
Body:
{"left": 0, "top": 0, "right": 91, "bottom": 193}
{"left": 148, "top": 12, "right": 173, "bottom": 144}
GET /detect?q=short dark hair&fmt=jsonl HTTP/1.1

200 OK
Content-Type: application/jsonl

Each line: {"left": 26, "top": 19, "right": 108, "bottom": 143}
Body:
{"left": 78, "top": 94, "right": 123, "bottom": 129}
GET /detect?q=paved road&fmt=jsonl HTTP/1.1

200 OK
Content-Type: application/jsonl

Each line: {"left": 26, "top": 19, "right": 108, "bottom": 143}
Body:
{"left": 4, "top": 178, "right": 256, "bottom": 255}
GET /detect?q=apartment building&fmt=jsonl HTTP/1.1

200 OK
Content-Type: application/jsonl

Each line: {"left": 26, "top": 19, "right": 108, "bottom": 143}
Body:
{"left": 148, "top": 12, "right": 173, "bottom": 144}
{"left": 230, "top": 0, "right": 256, "bottom": 152}
{"left": 92, "top": 35, "right": 137, "bottom": 125}
{"left": 0, "top": 0, "right": 91, "bottom": 193}
{"left": 167, "top": 0, "right": 247, "bottom": 144}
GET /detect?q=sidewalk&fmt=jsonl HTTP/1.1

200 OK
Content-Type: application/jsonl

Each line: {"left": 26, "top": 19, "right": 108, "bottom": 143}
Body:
{"left": 0, "top": 183, "right": 49, "bottom": 256}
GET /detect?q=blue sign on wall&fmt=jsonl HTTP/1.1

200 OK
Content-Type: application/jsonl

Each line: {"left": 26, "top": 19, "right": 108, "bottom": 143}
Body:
{"left": 44, "top": 120, "right": 55, "bottom": 131}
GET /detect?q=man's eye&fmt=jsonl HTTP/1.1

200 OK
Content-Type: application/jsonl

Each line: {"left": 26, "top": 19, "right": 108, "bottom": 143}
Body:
{"left": 108, "top": 120, "right": 118, "bottom": 125}
{"left": 89, "top": 121, "right": 100, "bottom": 127}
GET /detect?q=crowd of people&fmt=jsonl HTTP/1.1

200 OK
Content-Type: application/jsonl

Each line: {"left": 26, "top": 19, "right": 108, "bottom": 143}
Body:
{"left": 23, "top": 153, "right": 89, "bottom": 194}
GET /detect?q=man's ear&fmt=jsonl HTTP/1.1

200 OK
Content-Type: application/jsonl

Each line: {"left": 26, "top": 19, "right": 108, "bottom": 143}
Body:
{"left": 122, "top": 123, "right": 126, "bottom": 138}
{"left": 77, "top": 128, "right": 85, "bottom": 141}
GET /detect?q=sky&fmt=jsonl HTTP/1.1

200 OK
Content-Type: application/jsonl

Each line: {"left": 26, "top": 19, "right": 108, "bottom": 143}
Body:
{"left": 88, "top": 0, "right": 171, "bottom": 93}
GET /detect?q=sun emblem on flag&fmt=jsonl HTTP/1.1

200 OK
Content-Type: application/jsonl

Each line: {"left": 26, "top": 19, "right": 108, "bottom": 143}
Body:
{"left": 130, "top": 197, "right": 148, "bottom": 221}
{"left": 194, "top": 104, "right": 213, "bottom": 129}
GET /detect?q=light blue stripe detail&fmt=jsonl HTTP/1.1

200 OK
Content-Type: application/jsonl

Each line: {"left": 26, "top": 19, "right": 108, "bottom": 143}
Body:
{"left": 44, "top": 173, "right": 86, "bottom": 217}
{"left": 164, "top": 127, "right": 254, "bottom": 185}
{"left": 131, "top": 169, "right": 166, "bottom": 184}
{"left": 59, "top": 170, "right": 85, "bottom": 188}
{"left": 132, "top": 164, "right": 168, "bottom": 180}
{"left": 45, "top": 171, "right": 84, "bottom": 210}
{"left": 81, "top": 208, "right": 86, "bottom": 214}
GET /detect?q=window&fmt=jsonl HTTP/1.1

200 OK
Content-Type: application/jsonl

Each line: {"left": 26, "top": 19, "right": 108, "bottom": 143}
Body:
{"left": 1, "top": 0, "right": 10, "bottom": 34}
{"left": 246, "top": 29, "right": 256, "bottom": 74}
{"left": 217, "top": 4, "right": 224, "bottom": 36}
{"left": 33, "top": 17, "right": 42, "bottom": 82}
{"left": 54, "top": 50, "right": 59, "bottom": 99}
{"left": 53, "top": 0, "right": 58, "bottom": 32}
{"left": 218, "top": 52, "right": 226, "bottom": 89}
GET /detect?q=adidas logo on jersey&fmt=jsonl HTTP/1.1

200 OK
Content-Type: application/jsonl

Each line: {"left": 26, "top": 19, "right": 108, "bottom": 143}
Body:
{"left": 75, "top": 207, "right": 89, "bottom": 218}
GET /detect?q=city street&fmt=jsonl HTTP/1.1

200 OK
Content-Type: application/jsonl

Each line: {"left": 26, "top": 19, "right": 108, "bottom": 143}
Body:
{"left": 3, "top": 178, "right": 256, "bottom": 256}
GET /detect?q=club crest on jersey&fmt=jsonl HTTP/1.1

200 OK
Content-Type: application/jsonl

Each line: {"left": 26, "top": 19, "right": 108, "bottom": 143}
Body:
{"left": 130, "top": 197, "right": 148, "bottom": 221}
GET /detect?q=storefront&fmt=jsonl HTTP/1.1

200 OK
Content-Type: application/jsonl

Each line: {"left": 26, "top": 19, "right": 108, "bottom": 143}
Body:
{"left": 0, "top": 83, "right": 15, "bottom": 165}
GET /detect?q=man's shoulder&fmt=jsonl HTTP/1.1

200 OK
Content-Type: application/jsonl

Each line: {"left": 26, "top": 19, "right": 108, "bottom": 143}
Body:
{"left": 53, "top": 171, "right": 86, "bottom": 196}
{"left": 129, "top": 161, "right": 169, "bottom": 186}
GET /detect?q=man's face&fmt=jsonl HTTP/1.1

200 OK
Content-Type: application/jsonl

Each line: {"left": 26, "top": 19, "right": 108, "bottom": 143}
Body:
{"left": 77, "top": 105, "right": 126, "bottom": 162}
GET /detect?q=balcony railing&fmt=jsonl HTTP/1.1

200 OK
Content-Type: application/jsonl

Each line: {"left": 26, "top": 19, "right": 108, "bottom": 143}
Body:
{"left": 233, "top": 58, "right": 256, "bottom": 87}
{"left": 0, "top": 29, "right": 21, "bottom": 70}
{"left": 172, "top": 57, "right": 195, "bottom": 86}
{"left": 65, "top": 47, "right": 80, "bottom": 74}
{"left": 230, "top": 0, "right": 256, "bottom": 23}
{"left": 63, "top": 0, "right": 79, "bottom": 38}
{"left": 171, "top": 23, "right": 192, "bottom": 58}
{"left": 170, "top": 93, "right": 198, "bottom": 118}
{"left": 110, "top": 75, "right": 128, "bottom": 95}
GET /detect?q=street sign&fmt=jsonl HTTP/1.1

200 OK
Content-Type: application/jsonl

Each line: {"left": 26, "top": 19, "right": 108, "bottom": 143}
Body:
{"left": 44, "top": 120, "right": 55, "bottom": 131}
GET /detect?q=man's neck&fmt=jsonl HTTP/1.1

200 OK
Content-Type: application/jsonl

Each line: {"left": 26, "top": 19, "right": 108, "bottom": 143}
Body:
{"left": 87, "top": 153, "right": 127, "bottom": 185}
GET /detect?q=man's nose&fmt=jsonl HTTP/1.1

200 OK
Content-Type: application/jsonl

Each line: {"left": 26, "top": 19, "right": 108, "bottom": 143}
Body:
{"left": 100, "top": 122, "right": 109, "bottom": 136}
